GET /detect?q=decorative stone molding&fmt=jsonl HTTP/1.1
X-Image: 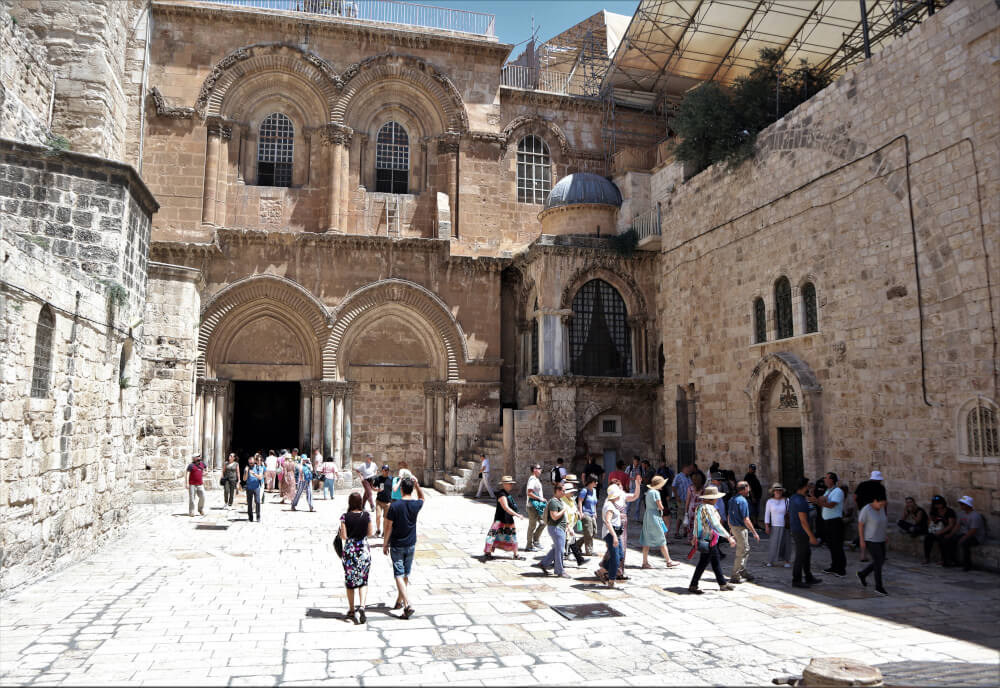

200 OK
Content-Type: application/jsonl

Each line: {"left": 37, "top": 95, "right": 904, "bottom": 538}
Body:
{"left": 149, "top": 87, "right": 195, "bottom": 119}
{"left": 528, "top": 374, "right": 659, "bottom": 390}
{"left": 319, "top": 123, "right": 354, "bottom": 146}
{"left": 195, "top": 47, "right": 252, "bottom": 114}
{"left": 206, "top": 116, "right": 233, "bottom": 141}
{"left": 325, "top": 279, "right": 469, "bottom": 381}
{"left": 501, "top": 115, "right": 570, "bottom": 157}
{"left": 436, "top": 132, "right": 461, "bottom": 154}
{"left": 333, "top": 53, "right": 469, "bottom": 133}
{"left": 559, "top": 265, "right": 648, "bottom": 319}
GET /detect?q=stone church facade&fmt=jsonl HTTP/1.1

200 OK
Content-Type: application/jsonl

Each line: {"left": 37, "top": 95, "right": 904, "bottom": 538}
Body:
{"left": 1, "top": 0, "right": 998, "bottom": 590}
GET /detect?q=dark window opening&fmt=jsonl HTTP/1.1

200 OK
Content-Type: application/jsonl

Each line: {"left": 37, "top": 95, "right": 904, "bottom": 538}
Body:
{"left": 517, "top": 135, "right": 551, "bottom": 204}
{"left": 775, "top": 276, "right": 793, "bottom": 339}
{"left": 753, "top": 297, "right": 767, "bottom": 343}
{"left": 570, "top": 279, "right": 631, "bottom": 377}
{"left": 257, "top": 113, "right": 293, "bottom": 187}
{"left": 31, "top": 306, "right": 55, "bottom": 398}
{"left": 375, "top": 121, "right": 409, "bottom": 194}
{"left": 802, "top": 282, "right": 818, "bottom": 333}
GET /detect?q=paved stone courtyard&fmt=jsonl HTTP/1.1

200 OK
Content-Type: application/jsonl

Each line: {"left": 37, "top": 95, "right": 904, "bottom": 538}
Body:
{"left": 1, "top": 489, "right": 998, "bottom": 686}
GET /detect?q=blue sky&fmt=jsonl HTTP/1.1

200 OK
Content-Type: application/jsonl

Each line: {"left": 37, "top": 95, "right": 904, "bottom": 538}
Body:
{"left": 431, "top": 0, "right": 639, "bottom": 52}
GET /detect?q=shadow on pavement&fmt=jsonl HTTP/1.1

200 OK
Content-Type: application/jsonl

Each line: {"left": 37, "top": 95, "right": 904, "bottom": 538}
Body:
{"left": 874, "top": 660, "right": 1000, "bottom": 687}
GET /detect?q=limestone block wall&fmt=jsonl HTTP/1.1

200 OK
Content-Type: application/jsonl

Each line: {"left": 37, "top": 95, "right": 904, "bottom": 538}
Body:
{"left": 351, "top": 383, "right": 426, "bottom": 471}
{"left": 0, "top": 226, "right": 144, "bottom": 594}
{"left": 0, "top": 12, "right": 55, "bottom": 145}
{"left": 133, "top": 262, "right": 202, "bottom": 503}
{"left": 655, "top": 0, "right": 1000, "bottom": 528}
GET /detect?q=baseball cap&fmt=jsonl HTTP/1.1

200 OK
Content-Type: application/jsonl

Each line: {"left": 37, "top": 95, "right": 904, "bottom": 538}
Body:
{"left": 870, "top": 470, "right": 884, "bottom": 480}
{"left": 382, "top": 464, "right": 390, "bottom": 470}
{"left": 958, "top": 495, "right": 974, "bottom": 508}
{"left": 931, "top": 495, "right": 945, "bottom": 504}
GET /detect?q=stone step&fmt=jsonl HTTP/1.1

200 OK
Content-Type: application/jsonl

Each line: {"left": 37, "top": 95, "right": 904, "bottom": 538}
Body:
{"left": 481, "top": 439, "right": 503, "bottom": 449}
{"left": 434, "top": 479, "right": 458, "bottom": 494}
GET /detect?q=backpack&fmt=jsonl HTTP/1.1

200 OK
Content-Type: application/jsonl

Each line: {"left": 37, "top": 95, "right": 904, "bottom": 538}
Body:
{"left": 550, "top": 466, "right": 561, "bottom": 483}
{"left": 391, "top": 477, "right": 402, "bottom": 501}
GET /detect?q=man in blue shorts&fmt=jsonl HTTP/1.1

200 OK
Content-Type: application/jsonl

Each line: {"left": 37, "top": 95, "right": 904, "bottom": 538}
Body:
{"left": 383, "top": 475, "right": 425, "bottom": 619}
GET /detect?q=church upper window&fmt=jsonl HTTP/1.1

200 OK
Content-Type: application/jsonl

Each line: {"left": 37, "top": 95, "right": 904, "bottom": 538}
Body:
{"left": 775, "top": 276, "right": 793, "bottom": 339}
{"left": 375, "top": 121, "right": 409, "bottom": 194}
{"left": 753, "top": 297, "right": 766, "bottom": 343}
{"left": 570, "top": 279, "right": 631, "bottom": 377}
{"left": 31, "top": 306, "right": 55, "bottom": 398}
{"left": 802, "top": 281, "right": 818, "bottom": 333}
{"left": 257, "top": 113, "right": 294, "bottom": 187}
{"left": 517, "top": 135, "right": 551, "bottom": 204}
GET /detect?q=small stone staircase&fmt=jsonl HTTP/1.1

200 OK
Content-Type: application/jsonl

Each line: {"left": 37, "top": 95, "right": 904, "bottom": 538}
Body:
{"left": 433, "top": 428, "right": 504, "bottom": 496}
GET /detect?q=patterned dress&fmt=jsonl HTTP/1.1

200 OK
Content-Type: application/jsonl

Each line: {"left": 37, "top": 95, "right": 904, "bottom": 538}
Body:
{"left": 340, "top": 511, "right": 371, "bottom": 589}
{"left": 281, "top": 462, "right": 296, "bottom": 502}
{"left": 484, "top": 489, "right": 519, "bottom": 553}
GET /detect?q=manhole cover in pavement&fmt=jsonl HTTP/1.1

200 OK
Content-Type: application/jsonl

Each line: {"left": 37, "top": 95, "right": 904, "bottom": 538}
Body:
{"left": 551, "top": 603, "right": 624, "bottom": 620}
{"left": 195, "top": 524, "right": 229, "bottom": 530}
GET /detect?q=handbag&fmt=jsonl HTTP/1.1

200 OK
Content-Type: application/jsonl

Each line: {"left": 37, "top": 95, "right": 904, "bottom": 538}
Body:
{"left": 574, "top": 519, "right": 584, "bottom": 534}
{"left": 333, "top": 534, "right": 344, "bottom": 558}
{"left": 219, "top": 476, "right": 225, "bottom": 487}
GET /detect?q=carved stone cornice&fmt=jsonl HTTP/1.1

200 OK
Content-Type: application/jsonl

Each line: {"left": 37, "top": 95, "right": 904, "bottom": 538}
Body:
{"left": 317, "top": 380, "right": 356, "bottom": 398}
{"left": 466, "top": 357, "right": 502, "bottom": 367}
{"left": 149, "top": 87, "right": 195, "bottom": 119}
{"left": 195, "top": 47, "right": 251, "bottom": 114}
{"left": 466, "top": 131, "right": 506, "bottom": 148}
{"left": 528, "top": 374, "right": 660, "bottom": 391}
{"left": 206, "top": 116, "right": 233, "bottom": 140}
{"left": 319, "top": 123, "right": 354, "bottom": 147}
{"left": 424, "top": 381, "right": 450, "bottom": 397}
{"left": 627, "top": 315, "right": 648, "bottom": 328}
{"left": 200, "top": 378, "right": 231, "bottom": 395}
{"left": 436, "top": 133, "right": 461, "bottom": 154}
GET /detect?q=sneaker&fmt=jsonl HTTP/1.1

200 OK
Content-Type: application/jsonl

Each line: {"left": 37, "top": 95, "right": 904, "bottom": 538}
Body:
{"left": 875, "top": 587, "right": 889, "bottom": 596}
{"left": 857, "top": 571, "right": 868, "bottom": 588}
{"left": 729, "top": 577, "right": 743, "bottom": 584}
{"left": 556, "top": 572, "right": 571, "bottom": 578}
{"left": 805, "top": 578, "right": 822, "bottom": 586}
{"left": 719, "top": 584, "right": 735, "bottom": 591}
{"left": 783, "top": 563, "right": 792, "bottom": 568}
{"left": 689, "top": 586, "right": 704, "bottom": 595}
{"left": 358, "top": 608, "right": 367, "bottom": 624}
{"left": 792, "top": 581, "right": 810, "bottom": 589}
{"left": 763, "top": 562, "right": 773, "bottom": 567}
{"left": 539, "top": 565, "right": 550, "bottom": 575}
{"left": 742, "top": 573, "right": 756, "bottom": 582}
{"left": 823, "top": 568, "right": 845, "bottom": 578}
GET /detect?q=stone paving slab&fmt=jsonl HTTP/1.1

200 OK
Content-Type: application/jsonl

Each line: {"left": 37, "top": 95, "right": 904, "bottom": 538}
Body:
{"left": 1, "top": 491, "right": 998, "bottom": 686}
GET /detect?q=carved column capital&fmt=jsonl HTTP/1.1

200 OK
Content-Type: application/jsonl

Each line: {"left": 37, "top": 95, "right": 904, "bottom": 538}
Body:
{"left": 320, "top": 123, "right": 354, "bottom": 147}
{"left": 627, "top": 315, "right": 647, "bottom": 328}
{"left": 436, "top": 133, "right": 461, "bottom": 154}
{"left": 206, "top": 116, "right": 233, "bottom": 141}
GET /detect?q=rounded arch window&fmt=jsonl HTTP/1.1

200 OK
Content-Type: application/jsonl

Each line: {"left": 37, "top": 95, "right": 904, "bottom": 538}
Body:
{"left": 375, "top": 121, "right": 409, "bottom": 194}
{"left": 775, "top": 276, "right": 793, "bottom": 339}
{"left": 30, "top": 305, "right": 55, "bottom": 398}
{"left": 570, "top": 279, "right": 631, "bottom": 377}
{"left": 257, "top": 113, "right": 294, "bottom": 187}
{"left": 964, "top": 399, "right": 999, "bottom": 460}
{"left": 517, "top": 135, "right": 551, "bottom": 204}
{"left": 802, "top": 281, "right": 818, "bottom": 333}
{"left": 753, "top": 297, "right": 766, "bottom": 343}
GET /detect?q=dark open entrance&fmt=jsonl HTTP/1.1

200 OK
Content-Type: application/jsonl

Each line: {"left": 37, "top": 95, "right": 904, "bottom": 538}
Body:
{"left": 231, "top": 381, "right": 300, "bottom": 462}
{"left": 778, "top": 427, "right": 804, "bottom": 490}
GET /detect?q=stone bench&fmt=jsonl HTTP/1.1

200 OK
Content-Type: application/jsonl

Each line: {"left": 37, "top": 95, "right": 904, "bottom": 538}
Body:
{"left": 886, "top": 529, "right": 999, "bottom": 572}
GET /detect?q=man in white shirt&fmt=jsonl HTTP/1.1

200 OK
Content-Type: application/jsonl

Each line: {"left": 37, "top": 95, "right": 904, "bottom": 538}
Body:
{"left": 815, "top": 472, "right": 846, "bottom": 576}
{"left": 356, "top": 453, "right": 379, "bottom": 511}
{"left": 525, "top": 464, "right": 546, "bottom": 552}
{"left": 476, "top": 453, "right": 495, "bottom": 499}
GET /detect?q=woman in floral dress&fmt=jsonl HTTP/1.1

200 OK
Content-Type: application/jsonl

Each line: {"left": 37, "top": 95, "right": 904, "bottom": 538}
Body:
{"left": 280, "top": 457, "right": 297, "bottom": 503}
{"left": 484, "top": 477, "right": 526, "bottom": 559}
{"left": 339, "top": 492, "right": 374, "bottom": 623}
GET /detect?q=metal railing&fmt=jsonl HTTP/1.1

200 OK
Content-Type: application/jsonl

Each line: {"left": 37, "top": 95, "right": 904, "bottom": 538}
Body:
{"left": 631, "top": 206, "right": 661, "bottom": 242}
{"left": 203, "top": 0, "right": 496, "bottom": 37}
{"left": 500, "top": 64, "right": 570, "bottom": 94}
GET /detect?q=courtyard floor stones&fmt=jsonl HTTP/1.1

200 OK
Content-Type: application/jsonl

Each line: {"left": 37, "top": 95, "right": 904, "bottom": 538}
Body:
{"left": 1, "top": 490, "right": 998, "bottom": 686}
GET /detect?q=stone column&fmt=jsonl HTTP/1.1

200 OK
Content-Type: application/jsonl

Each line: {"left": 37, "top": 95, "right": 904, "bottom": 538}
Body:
{"left": 435, "top": 392, "right": 446, "bottom": 472}
{"left": 538, "top": 309, "right": 573, "bottom": 375}
{"left": 202, "top": 385, "right": 215, "bottom": 467}
{"left": 322, "top": 125, "right": 353, "bottom": 232}
{"left": 213, "top": 383, "right": 226, "bottom": 470}
{"left": 216, "top": 125, "right": 232, "bottom": 226}
{"left": 334, "top": 393, "right": 345, "bottom": 468}
{"left": 424, "top": 393, "right": 435, "bottom": 471}
{"left": 328, "top": 142, "right": 342, "bottom": 231}
{"left": 202, "top": 119, "right": 231, "bottom": 226}
{"left": 445, "top": 390, "right": 458, "bottom": 469}
{"left": 437, "top": 136, "right": 460, "bottom": 236}
{"left": 628, "top": 316, "right": 646, "bottom": 375}
{"left": 323, "top": 390, "right": 334, "bottom": 459}
{"left": 300, "top": 383, "right": 312, "bottom": 451}
{"left": 311, "top": 386, "right": 322, "bottom": 455}
{"left": 193, "top": 380, "right": 204, "bottom": 457}
{"left": 343, "top": 386, "right": 354, "bottom": 471}
{"left": 339, "top": 138, "right": 351, "bottom": 229}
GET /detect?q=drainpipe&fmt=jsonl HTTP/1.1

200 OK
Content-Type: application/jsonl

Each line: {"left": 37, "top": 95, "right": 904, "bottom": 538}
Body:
{"left": 137, "top": 3, "right": 152, "bottom": 173}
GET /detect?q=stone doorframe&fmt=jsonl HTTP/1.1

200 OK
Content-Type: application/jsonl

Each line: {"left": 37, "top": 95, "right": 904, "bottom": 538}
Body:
{"left": 744, "top": 352, "right": 824, "bottom": 486}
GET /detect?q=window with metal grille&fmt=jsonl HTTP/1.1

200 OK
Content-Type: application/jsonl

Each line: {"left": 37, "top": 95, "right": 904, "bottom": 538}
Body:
{"left": 753, "top": 297, "right": 766, "bottom": 343}
{"left": 30, "top": 306, "right": 55, "bottom": 398}
{"left": 602, "top": 419, "right": 617, "bottom": 433}
{"left": 530, "top": 297, "right": 539, "bottom": 375}
{"left": 517, "top": 135, "right": 551, "bottom": 204}
{"left": 570, "top": 279, "right": 631, "bottom": 377}
{"left": 968, "top": 405, "right": 999, "bottom": 457}
{"left": 257, "top": 113, "right": 294, "bottom": 187}
{"left": 775, "top": 276, "right": 793, "bottom": 339}
{"left": 802, "top": 282, "right": 818, "bottom": 333}
{"left": 375, "top": 121, "right": 409, "bottom": 194}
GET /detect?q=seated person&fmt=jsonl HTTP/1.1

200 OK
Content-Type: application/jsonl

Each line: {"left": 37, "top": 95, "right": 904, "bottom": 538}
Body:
{"left": 897, "top": 496, "right": 929, "bottom": 536}
{"left": 923, "top": 495, "right": 958, "bottom": 565}
{"left": 945, "top": 496, "right": 984, "bottom": 571}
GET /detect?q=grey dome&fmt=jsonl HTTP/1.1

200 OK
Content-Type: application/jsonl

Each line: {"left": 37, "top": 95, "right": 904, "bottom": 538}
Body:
{"left": 543, "top": 173, "right": 622, "bottom": 210}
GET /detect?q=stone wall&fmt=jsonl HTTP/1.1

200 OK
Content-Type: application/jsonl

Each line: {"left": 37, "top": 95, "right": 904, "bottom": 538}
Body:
{"left": 351, "top": 383, "right": 426, "bottom": 472}
{"left": 655, "top": 0, "right": 1000, "bottom": 529}
{"left": 0, "top": 11, "right": 55, "bottom": 145}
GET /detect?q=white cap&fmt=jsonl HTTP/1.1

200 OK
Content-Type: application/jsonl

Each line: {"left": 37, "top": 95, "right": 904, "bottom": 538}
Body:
{"left": 870, "top": 470, "right": 884, "bottom": 481}
{"left": 958, "top": 495, "right": 974, "bottom": 508}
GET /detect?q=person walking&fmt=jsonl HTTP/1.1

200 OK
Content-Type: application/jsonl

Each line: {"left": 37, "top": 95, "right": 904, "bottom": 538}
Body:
{"left": 264, "top": 450, "right": 278, "bottom": 492}
{"left": 560, "top": 477, "right": 587, "bottom": 567}
{"left": 688, "top": 485, "right": 736, "bottom": 594}
{"left": 243, "top": 454, "right": 264, "bottom": 523}
{"left": 383, "top": 476, "right": 425, "bottom": 619}
{"left": 222, "top": 453, "right": 240, "bottom": 508}
{"left": 291, "top": 458, "right": 315, "bottom": 512}
{"left": 625, "top": 456, "right": 645, "bottom": 522}
{"left": 355, "top": 453, "right": 379, "bottom": 511}
{"left": 857, "top": 495, "right": 889, "bottom": 595}
{"left": 789, "top": 477, "right": 822, "bottom": 588}
{"left": 538, "top": 482, "right": 570, "bottom": 578}
{"left": 597, "top": 484, "right": 626, "bottom": 588}
{"left": 764, "top": 484, "right": 791, "bottom": 567}
{"left": 744, "top": 464, "right": 763, "bottom": 527}
{"left": 280, "top": 454, "right": 297, "bottom": 504}
{"left": 672, "top": 464, "right": 694, "bottom": 539}
{"left": 640, "top": 475, "right": 679, "bottom": 568}
{"left": 320, "top": 455, "right": 340, "bottom": 500}
{"left": 727, "top": 481, "right": 760, "bottom": 584}
{"left": 186, "top": 453, "right": 206, "bottom": 517}
{"left": 577, "top": 476, "right": 600, "bottom": 556}
{"left": 684, "top": 471, "right": 705, "bottom": 541}
{"left": 340, "top": 491, "right": 374, "bottom": 623}
{"left": 815, "top": 472, "right": 847, "bottom": 577}
{"left": 484, "top": 476, "right": 526, "bottom": 559}
{"left": 524, "top": 464, "right": 546, "bottom": 552}
{"left": 373, "top": 465, "right": 392, "bottom": 537}
{"left": 475, "top": 453, "right": 495, "bottom": 499}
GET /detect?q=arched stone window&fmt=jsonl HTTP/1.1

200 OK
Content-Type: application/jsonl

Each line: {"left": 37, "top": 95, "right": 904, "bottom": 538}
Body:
{"left": 570, "top": 279, "right": 631, "bottom": 377}
{"left": 775, "top": 276, "right": 793, "bottom": 339}
{"left": 375, "top": 121, "right": 409, "bottom": 194}
{"left": 530, "top": 297, "right": 539, "bottom": 376}
{"left": 30, "top": 305, "right": 55, "bottom": 398}
{"left": 967, "top": 402, "right": 999, "bottom": 458}
{"left": 257, "top": 113, "right": 294, "bottom": 187}
{"left": 753, "top": 297, "right": 766, "bottom": 343}
{"left": 802, "top": 281, "right": 818, "bottom": 333}
{"left": 517, "top": 135, "right": 551, "bottom": 204}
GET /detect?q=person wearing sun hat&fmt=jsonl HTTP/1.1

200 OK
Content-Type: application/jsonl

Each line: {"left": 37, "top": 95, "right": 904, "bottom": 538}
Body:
{"left": 597, "top": 483, "right": 627, "bottom": 587}
{"left": 484, "top": 476, "right": 526, "bottom": 560}
{"left": 946, "top": 496, "right": 984, "bottom": 571}
{"left": 559, "top": 477, "right": 587, "bottom": 567}
{"left": 688, "top": 485, "right": 737, "bottom": 594}
{"left": 640, "top": 474, "right": 679, "bottom": 569}
{"left": 764, "top": 483, "right": 792, "bottom": 567}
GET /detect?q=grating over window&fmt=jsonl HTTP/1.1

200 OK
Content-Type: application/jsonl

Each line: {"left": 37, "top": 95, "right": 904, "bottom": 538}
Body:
{"left": 753, "top": 297, "right": 766, "bottom": 343}
{"left": 30, "top": 305, "right": 55, "bottom": 398}
{"left": 775, "top": 276, "right": 793, "bottom": 339}
{"left": 530, "top": 297, "right": 539, "bottom": 375}
{"left": 517, "top": 135, "right": 551, "bottom": 204}
{"left": 802, "top": 282, "right": 818, "bottom": 333}
{"left": 257, "top": 113, "right": 294, "bottom": 187}
{"left": 375, "top": 121, "right": 409, "bottom": 194}
{"left": 570, "top": 279, "right": 631, "bottom": 377}
{"left": 602, "top": 419, "right": 617, "bottom": 434}
{"left": 968, "top": 405, "right": 999, "bottom": 457}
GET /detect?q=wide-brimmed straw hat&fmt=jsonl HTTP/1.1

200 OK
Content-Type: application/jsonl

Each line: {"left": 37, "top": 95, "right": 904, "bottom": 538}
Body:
{"left": 563, "top": 474, "right": 579, "bottom": 483}
{"left": 649, "top": 475, "right": 667, "bottom": 491}
{"left": 771, "top": 483, "right": 785, "bottom": 493}
{"left": 699, "top": 485, "right": 725, "bottom": 501}
{"left": 500, "top": 475, "right": 515, "bottom": 484}
{"left": 606, "top": 484, "right": 625, "bottom": 501}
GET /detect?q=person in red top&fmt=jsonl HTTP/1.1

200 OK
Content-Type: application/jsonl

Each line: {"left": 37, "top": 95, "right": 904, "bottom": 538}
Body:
{"left": 607, "top": 460, "right": 629, "bottom": 491}
{"left": 186, "top": 453, "right": 207, "bottom": 517}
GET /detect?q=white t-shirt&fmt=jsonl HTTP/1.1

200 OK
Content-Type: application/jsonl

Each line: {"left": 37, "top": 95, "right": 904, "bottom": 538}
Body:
{"left": 764, "top": 498, "right": 787, "bottom": 527}
{"left": 603, "top": 499, "right": 622, "bottom": 532}
{"left": 481, "top": 457, "right": 491, "bottom": 474}
{"left": 265, "top": 455, "right": 277, "bottom": 471}
{"left": 357, "top": 461, "right": 377, "bottom": 480}
{"left": 526, "top": 475, "right": 543, "bottom": 501}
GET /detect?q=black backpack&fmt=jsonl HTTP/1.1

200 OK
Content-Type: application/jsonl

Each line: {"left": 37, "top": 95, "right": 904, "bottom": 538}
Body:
{"left": 550, "top": 466, "right": 561, "bottom": 483}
